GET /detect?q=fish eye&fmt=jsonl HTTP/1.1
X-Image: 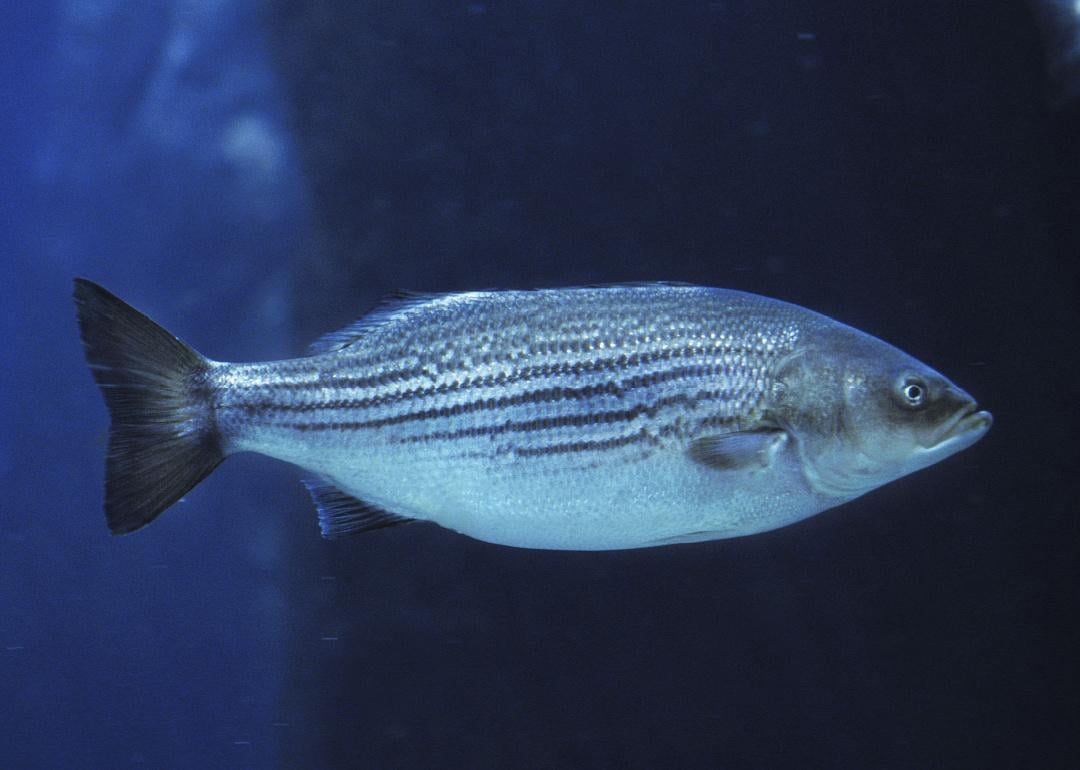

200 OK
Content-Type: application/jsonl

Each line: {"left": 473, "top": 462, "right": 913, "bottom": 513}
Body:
{"left": 896, "top": 376, "right": 928, "bottom": 409}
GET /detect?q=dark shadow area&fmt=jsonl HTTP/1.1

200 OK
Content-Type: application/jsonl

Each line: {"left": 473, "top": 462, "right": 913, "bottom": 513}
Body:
{"left": 3, "top": 2, "right": 1077, "bottom": 768}
{"left": 265, "top": 2, "right": 1078, "bottom": 768}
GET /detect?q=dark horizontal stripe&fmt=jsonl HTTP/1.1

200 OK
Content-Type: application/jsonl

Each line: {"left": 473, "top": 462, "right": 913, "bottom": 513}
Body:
{"left": 513, "top": 428, "right": 661, "bottom": 458}
{"left": 697, "top": 413, "right": 752, "bottom": 431}
{"left": 276, "top": 382, "right": 624, "bottom": 432}
{"left": 236, "top": 339, "right": 768, "bottom": 413}
{"left": 260, "top": 365, "right": 741, "bottom": 435}
{"left": 263, "top": 363, "right": 431, "bottom": 394}
{"left": 509, "top": 411, "right": 748, "bottom": 461}
{"left": 236, "top": 361, "right": 730, "bottom": 427}
{"left": 247, "top": 344, "right": 696, "bottom": 397}
{"left": 304, "top": 316, "right": 731, "bottom": 376}
{"left": 391, "top": 390, "right": 732, "bottom": 445}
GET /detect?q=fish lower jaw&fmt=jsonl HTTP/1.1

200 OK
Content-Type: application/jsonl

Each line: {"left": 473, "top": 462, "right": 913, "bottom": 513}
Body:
{"left": 924, "top": 409, "right": 993, "bottom": 457}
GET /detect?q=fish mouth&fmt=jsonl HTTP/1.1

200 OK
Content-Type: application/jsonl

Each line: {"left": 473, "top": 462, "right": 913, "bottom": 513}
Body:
{"left": 927, "top": 402, "right": 993, "bottom": 451}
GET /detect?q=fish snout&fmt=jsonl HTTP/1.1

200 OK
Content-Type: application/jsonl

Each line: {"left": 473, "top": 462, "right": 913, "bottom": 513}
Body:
{"left": 927, "top": 384, "right": 993, "bottom": 450}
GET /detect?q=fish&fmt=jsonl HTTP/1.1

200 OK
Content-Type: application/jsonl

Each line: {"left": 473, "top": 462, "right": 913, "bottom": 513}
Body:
{"left": 73, "top": 279, "right": 992, "bottom": 550}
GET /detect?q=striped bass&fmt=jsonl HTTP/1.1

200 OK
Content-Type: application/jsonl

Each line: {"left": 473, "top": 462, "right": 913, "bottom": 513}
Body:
{"left": 74, "top": 279, "right": 991, "bottom": 550}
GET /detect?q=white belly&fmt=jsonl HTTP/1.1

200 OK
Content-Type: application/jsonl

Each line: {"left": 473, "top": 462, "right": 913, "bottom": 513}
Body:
{"left": 315, "top": 443, "right": 828, "bottom": 550}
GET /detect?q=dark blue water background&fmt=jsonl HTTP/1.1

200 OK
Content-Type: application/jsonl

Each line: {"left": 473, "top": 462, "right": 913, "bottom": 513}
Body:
{"left": 2, "top": 2, "right": 1077, "bottom": 768}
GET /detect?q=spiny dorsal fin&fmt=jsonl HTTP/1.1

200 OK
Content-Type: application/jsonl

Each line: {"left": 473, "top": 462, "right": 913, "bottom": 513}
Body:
{"left": 302, "top": 478, "right": 414, "bottom": 539}
{"left": 688, "top": 429, "right": 788, "bottom": 471}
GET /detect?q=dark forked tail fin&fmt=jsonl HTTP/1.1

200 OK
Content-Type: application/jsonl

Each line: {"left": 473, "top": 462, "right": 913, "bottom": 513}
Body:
{"left": 74, "top": 279, "right": 224, "bottom": 534}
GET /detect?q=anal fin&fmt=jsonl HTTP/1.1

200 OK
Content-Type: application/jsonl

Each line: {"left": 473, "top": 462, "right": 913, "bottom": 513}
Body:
{"left": 302, "top": 478, "right": 414, "bottom": 539}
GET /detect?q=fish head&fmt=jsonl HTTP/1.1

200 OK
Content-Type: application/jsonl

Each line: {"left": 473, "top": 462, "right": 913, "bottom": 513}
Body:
{"left": 772, "top": 329, "right": 992, "bottom": 499}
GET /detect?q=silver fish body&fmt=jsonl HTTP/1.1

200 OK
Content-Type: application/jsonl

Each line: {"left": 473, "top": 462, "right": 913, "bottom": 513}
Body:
{"left": 75, "top": 281, "right": 992, "bottom": 549}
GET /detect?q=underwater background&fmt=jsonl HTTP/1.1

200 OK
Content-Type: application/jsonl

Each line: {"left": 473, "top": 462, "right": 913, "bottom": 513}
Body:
{"left": 2, "top": 1, "right": 1078, "bottom": 768}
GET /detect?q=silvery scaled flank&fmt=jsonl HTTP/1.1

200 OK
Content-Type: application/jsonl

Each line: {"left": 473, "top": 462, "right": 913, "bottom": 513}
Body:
{"left": 73, "top": 280, "right": 992, "bottom": 550}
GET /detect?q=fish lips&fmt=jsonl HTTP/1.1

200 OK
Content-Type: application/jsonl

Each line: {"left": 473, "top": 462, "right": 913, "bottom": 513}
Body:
{"left": 924, "top": 401, "right": 993, "bottom": 454}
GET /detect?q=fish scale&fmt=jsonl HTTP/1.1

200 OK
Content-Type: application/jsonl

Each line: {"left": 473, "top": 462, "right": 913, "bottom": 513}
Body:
{"left": 74, "top": 279, "right": 991, "bottom": 549}
{"left": 195, "top": 285, "right": 809, "bottom": 548}
{"left": 216, "top": 286, "right": 796, "bottom": 461}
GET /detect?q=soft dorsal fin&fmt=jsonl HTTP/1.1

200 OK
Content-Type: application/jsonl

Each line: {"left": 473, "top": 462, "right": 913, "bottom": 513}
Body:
{"left": 306, "top": 291, "right": 441, "bottom": 356}
{"left": 302, "top": 478, "right": 414, "bottom": 538}
{"left": 688, "top": 429, "right": 788, "bottom": 471}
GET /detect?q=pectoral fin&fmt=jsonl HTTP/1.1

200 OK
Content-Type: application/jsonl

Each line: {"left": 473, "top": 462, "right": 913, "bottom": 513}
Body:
{"left": 688, "top": 430, "right": 788, "bottom": 471}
